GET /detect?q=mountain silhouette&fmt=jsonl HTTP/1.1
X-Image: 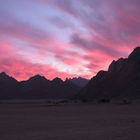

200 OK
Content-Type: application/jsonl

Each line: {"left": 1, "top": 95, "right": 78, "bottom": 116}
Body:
{"left": 78, "top": 47, "right": 140, "bottom": 99}
{"left": 0, "top": 73, "right": 83, "bottom": 99}
{"left": 67, "top": 77, "right": 88, "bottom": 87}
{"left": 45, "top": 78, "right": 80, "bottom": 99}
{"left": 0, "top": 72, "right": 19, "bottom": 99}
{"left": 1, "top": 47, "right": 140, "bottom": 100}
{"left": 19, "top": 75, "right": 51, "bottom": 99}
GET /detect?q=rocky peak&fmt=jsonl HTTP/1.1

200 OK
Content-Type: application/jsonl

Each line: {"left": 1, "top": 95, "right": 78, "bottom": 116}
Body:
{"left": 0, "top": 72, "right": 7, "bottom": 77}
{"left": 108, "top": 58, "right": 126, "bottom": 73}
{"left": 67, "top": 77, "right": 89, "bottom": 87}
{"left": 108, "top": 60, "right": 116, "bottom": 72}
{"left": 78, "top": 46, "right": 140, "bottom": 99}
{"left": 128, "top": 47, "right": 140, "bottom": 61}
{"left": 0, "top": 72, "right": 18, "bottom": 84}
{"left": 52, "top": 77, "right": 63, "bottom": 84}
{"left": 28, "top": 75, "right": 47, "bottom": 81}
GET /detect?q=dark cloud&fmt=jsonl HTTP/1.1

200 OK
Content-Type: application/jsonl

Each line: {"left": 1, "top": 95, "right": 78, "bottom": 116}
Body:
{"left": 71, "top": 33, "right": 122, "bottom": 57}
{"left": 50, "top": 0, "right": 140, "bottom": 47}
{"left": 0, "top": 13, "right": 49, "bottom": 42}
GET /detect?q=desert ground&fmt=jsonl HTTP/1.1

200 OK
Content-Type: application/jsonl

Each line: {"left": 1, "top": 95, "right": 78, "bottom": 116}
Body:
{"left": 0, "top": 100, "right": 140, "bottom": 140}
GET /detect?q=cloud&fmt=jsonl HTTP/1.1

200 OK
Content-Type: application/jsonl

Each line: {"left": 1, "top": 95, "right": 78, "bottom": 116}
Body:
{"left": 48, "top": 0, "right": 140, "bottom": 46}
{"left": 0, "top": 13, "right": 50, "bottom": 44}
{"left": 48, "top": 16, "right": 74, "bottom": 29}
{"left": 70, "top": 33, "right": 123, "bottom": 57}
{"left": 0, "top": 42, "right": 82, "bottom": 81}
{"left": 0, "top": 0, "right": 140, "bottom": 80}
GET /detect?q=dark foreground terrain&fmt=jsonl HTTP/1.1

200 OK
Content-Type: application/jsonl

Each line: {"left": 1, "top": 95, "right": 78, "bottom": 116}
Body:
{"left": 0, "top": 101, "right": 140, "bottom": 140}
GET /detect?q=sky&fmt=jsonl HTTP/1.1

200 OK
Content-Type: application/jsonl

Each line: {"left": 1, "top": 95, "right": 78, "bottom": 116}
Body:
{"left": 0, "top": 0, "right": 140, "bottom": 81}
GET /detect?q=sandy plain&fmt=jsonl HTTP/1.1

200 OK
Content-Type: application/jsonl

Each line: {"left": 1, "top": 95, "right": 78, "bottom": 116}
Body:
{"left": 0, "top": 100, "right": 140, "bottom": 140}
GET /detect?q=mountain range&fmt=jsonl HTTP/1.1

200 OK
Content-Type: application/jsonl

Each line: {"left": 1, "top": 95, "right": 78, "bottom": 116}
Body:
{"left": 0, "top": 72, "right": 88, "bottom": 99}
{"left": 78, "top": 47, "right": 140, "bottom": 99}
{"left": 1, "top": 47, "right": 140, "bottom": 100}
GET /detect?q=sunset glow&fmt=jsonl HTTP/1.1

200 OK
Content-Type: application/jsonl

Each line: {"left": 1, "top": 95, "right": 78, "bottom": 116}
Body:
{"left": 0, "top": 0, "right": 140, "bottom": 81}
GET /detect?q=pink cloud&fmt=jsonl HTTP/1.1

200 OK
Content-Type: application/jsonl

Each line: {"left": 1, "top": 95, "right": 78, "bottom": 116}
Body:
{"left": 0, "top": 41, "right": 80, "bottom": 81}
{"left": 1, "top": 0, "right": 140, "bottom": 81}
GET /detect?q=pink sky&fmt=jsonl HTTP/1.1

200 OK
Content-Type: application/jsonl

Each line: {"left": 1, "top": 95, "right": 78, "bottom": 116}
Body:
{"left": 0, "top": 0, "right": 140, "bottom": 81}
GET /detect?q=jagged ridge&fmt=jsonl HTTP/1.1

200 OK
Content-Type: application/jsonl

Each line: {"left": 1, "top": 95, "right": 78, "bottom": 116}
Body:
{"left": 0, "top": 73, "right": 88, "bottom": 99}
{"left": 79, "top": 47, "right": 140, "bottom": 99}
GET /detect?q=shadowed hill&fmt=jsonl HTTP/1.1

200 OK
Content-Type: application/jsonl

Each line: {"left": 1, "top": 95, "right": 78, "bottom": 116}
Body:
{"left": 1, "top": 47, "right": 140, "bottom": 100}
{"left": 78, "top": 47, "right": 140, "bottom": 99}
{"left": 19, "top": 75, "right": 51, "bottom": 99}
{"left": 0, "top": 73, "right": 83, "bottom": 99}
{"left": 67, "top": 77, "right": 89, "bottom": 87}
{"left": 0, "top": 72, "right": 19, "bottom": 99}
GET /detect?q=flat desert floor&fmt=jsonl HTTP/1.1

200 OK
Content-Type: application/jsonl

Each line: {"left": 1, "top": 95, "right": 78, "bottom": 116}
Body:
{"left": 0, "top": 101, "right": 140, "bottom": 140}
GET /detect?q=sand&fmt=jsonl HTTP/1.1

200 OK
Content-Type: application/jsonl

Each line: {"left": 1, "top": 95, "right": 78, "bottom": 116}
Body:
{"left": 0, "top": 101, "right": 140, "bottom": 140}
